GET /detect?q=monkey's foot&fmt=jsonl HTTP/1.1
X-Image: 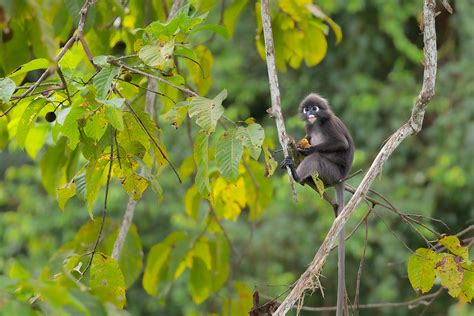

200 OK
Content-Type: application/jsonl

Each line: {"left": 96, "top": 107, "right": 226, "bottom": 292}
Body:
{"left": 280, "top": 156, "right": 294, "bottom": 169}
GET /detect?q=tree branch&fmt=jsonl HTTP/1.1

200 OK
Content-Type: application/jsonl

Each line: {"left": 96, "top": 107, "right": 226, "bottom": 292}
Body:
{"left": 111, "top": 0, "right": 184, "bottom": 260}
{"left": 273, "top": 0, "right": 437, "bottom": 314}
{"left": 260, "top": 0, "right": 298, "bottom": 200}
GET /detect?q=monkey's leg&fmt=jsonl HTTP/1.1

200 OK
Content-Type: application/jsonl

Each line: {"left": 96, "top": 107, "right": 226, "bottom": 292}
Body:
{"left": 280, "top": 156, "right": 303, "bottom": 183}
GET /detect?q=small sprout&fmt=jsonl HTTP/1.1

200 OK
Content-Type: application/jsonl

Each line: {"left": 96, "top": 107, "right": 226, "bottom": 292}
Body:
{"left": 45, "top": 111, "right": 56, "bottom": 122}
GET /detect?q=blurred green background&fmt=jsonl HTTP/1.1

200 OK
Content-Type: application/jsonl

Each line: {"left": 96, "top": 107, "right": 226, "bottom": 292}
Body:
{"left": 1, "top": 0, "right": 473, "bottom": 315}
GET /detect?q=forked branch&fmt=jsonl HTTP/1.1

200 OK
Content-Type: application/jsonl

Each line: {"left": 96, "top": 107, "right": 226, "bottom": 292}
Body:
{"left": 273, "top": 0, "right": 438, "bottom": 314}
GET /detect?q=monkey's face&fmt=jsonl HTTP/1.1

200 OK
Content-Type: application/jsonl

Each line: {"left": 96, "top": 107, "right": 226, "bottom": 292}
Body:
{"left": 302, "top": 105, "right": 319, "bottom": 123}
{"left": 299, "top": 93, "right": 332, "bottom": 124}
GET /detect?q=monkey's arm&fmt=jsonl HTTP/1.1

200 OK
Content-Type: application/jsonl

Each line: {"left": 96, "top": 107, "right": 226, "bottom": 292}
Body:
{"left": 297, "top": 139, "right": 349, "bottom": 155}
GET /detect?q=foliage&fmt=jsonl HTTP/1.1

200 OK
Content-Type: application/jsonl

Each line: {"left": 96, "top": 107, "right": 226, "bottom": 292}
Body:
{"left": 408, "top": 236, "right": 473, "bottom": 302}
{"left": 1, "top": 0, "right": 473, "bottom": 315}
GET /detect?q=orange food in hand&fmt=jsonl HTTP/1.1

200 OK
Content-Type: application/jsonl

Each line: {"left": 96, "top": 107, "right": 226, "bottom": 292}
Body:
{"left": 296, "top": 138, "right": 311, "bottom": 149}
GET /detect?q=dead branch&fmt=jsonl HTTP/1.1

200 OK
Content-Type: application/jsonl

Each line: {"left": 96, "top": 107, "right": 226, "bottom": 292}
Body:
{"left": 260, "top": 0, "right": 298, "bottom": 200}
{"left": 273, "top": 0, "right": 438, "bottom": 314}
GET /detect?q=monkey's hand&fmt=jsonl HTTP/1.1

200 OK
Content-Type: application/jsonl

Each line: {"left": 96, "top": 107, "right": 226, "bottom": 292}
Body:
{"left": 296, "top": 146, "right": 317, "bottom": 156}
{"left": 280, "top": 156, "right": 294, "bottom": 169}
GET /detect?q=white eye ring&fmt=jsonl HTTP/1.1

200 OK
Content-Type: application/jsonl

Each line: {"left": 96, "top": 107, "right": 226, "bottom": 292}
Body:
{"left": 303, "top": 108, "right": 308, "bottom": 113}
{"left": 312, "top": 106, "right": 319, "bottom": 112}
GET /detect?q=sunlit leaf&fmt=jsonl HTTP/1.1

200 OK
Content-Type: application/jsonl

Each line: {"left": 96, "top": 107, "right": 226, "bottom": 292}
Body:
{"left": 40, "top": 138, "right": 67, "bottom": 196}
{"left": 223, "top": 0, "right": 249, "bottom": 38}
{"left": 143, "top": 232, "right": 186, "bottom": 296}
{"left": 85, "top": 157, "right": 109, "bottom": 216}
{"left": 139, "top": 42, "right": 175, "bottom": 70}
{"left": 407, "top": 248, "right": 439, "bottom": 294}
{"left": 7, "top": 58, "right": 49, "bottom": 79}
{"left": 434, "top": 254, "right": 464, "bottom": 297}
{"left": 0, "top": 78, "right": 16, "bottom": 102}
{"left": 16, "top": 98, "right": 48, "bottom": 148}
{"left": 438, "top": 235, "right": 469, "bottom": 260}
{"left": 103, "top": 224, "right": 144, "bottom": 288}
{"left": 188, "top": 89, "right": 226, "bottom": 133}
{"left": 189, "top": 257, "right": 211, "bottom": 304}
{"left": 236, "top": 122, "right": 265, "bottom": 160}
{"left": 90, "top": 254, "right": 126, "bottom": 309}
{"left": 121, "top": 173, "right": 149, "bottom": 200}
{"left": 185, "top": 185, "right": 201, "bottom": 220}
{"left": 57, "top": 182, "right": 76, "bottom": 211}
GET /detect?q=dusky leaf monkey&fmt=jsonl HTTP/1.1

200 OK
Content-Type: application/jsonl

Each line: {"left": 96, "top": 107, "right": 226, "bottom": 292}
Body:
{"left": 281, "top": 93, "right": 354, "bottom": 316}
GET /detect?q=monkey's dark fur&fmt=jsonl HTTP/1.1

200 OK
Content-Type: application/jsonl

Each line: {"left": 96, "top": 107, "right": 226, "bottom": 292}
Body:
{"left": 281, "top": 93, "right": 354, "bottom": 316}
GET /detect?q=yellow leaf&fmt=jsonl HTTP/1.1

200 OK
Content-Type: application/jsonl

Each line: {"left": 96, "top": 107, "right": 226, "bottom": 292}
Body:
{"left": 407, "top": 248, "right": 439, "bottom": 293}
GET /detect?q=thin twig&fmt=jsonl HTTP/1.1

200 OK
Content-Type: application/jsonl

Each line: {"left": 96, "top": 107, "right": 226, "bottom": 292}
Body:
{"left": 353, "top": 216, "right": 369, "bottom": 315}
{"left": 110, "top": 61, "right": 197, "bottom": 97}
{"left": 81, "top": 130, "right": 115, "bottom": 277}
{"left": 0, "top": 0, "right": 97, "bottom": 117}
{"left": 114, "top": 89, "right": 182, "bottom": 183}
{"left": 56, "top": 66, "right": 72, "bottom": 106}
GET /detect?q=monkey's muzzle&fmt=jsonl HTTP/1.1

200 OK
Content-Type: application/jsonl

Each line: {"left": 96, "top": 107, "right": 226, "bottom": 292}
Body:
{"left": 307, "top": 115, "right": 317, "bottom": 124}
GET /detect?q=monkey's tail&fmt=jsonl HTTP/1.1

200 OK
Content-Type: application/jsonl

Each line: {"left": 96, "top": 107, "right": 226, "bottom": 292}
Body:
{"left": 335, "top": 182, "right": 346, "bottom": 316}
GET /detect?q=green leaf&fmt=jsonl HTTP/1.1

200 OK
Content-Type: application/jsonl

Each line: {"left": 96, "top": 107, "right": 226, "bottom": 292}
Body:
{"left": 236, "top": 123, "right": 265, "bottom": 160}
{"left": 94, "top": 65, "right": 120, "bottom": 99}
{"left": 85, "top": 157, "right": 109, "bottom": 216}
{"left": 306, "top": 3, "right": 342, "bottom": 44}
{"left": 163, "top": 103, "right": 188, "bottom": 129}
{"left": 143, "top": 232, "right": 186, "bottom": 296}
{"left": 84, "top": 110, "right": 108, "bottom": 141}
{"left": 434, "top": 254, "right": 464, "bottom": 297}
{"left": 8, "top": 58, "right": 49, "bottom": 78}
{"left": 24, "top": 123, "right": 49, "bottom": 159}
{"left": 185, "top": 185, "right": 201, "bottom": 220}
{"left": 16, "top": 98, "right": 47, "bottom": 148}
{"left": 103, "top": 224, "right": 144, "bottom": 288}
{"left": 57, "top": 182, "right": 76, "bottom": 211}
{"left": 62, "top": 107, "right": 88, "bottom": 149}
{"left": 407, "top": 248, "right": 439, "bottom": 294}
{"left": 185, "top": 45, "right": 214, "bottom": 96}
{"left": 189, "top": 257, "right": 211, "bottom": 304}
{"left": 210, "top": 236, "right": 230, "bottom": 291}
{"left": 118, "top": 112, "right": 151, "bottom": 151}
{"left": 92, "top": 55, "right": 111, "bottom": 67}
{"left": 90, "top": 254, "right": 126, "bottom": 309}
{"left": 139, "top": 42, "right": 175, "bottom": 70}
{"left": 188, "top": 90, "right": 226, "bottom": 133}
{"left": 192, "top": 237, "right": 212, "bottom": 270}
{"left": 191, "top": 24, "right": 229, "bottom": 38}
{"left": 40, "top": 138, "right": 67, "bottom": 196}
{"left": 223, "top": 0, "right": 249, "bottom": 38}
{"left": 0, "top": 117, "right": 9, "bottom": 149}
{"left": 0, "top": 78, "right": 16, "bottom": 102}
{"left": 303, "top": 21, "right": 328, "bottom": 67}
{"left": 194, "top": 131, "right": 210, "bottom": 195}
{"left": 121, "top": 173, "right": 149, "bottom": 200}
{"left": 460, "top": 266, "right": 473, "bottom": 303}
{"left": 216, "top": 129, "right": 244, "bottom": 181}
{"left": 100, "top": 98, "right": 125, "bottom": 131}
{"left": 438, "top": 235, "right": 469, "bottom": 260}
